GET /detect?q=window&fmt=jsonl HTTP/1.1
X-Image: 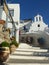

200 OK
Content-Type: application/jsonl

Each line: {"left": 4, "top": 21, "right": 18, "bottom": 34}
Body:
{"left": 38, "top": 24, "right": 40, "bottom": 27}
{"left": 9, "top": 9, "right": 14, "bottom": 16}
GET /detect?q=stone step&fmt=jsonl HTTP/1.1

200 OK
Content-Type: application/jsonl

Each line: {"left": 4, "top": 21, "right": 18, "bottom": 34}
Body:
{"left": 12, "top": 51, "right": 49, "bottom": 56}
{"left": 9, "top": 55, "right": 48, "bottom": 60}
{"left": 18, "top": 46, "right": 40, "bottom": 49}
{"left": 7, "top": 63, "right": 49, "bottom": 65}
{"left": 19, "top": 43, "right": 32, "bottom": 48}
{"left": 19, "top": 43, "right": 40, "bottom": 49}
{"left": 8, "top": 58, "right": 49, "bottom": 63}
{"left": 16, "top": 48, "right": 48, "bottom": 52}
{"left": 12, "top": 51, "right": 33, "bottom": 55}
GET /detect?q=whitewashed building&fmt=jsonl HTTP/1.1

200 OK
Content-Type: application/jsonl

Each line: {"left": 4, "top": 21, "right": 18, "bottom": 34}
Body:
{"left": 7, "top": 4, "right": 20, "bottom": 43}
{"left": 0, "top": 3, "right": 20, "bottom": 43}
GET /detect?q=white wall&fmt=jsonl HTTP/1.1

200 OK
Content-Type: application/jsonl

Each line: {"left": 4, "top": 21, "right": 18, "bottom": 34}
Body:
{"left": 29, "top": 15, "right": 48, "bottom": 32}
{"left": 7, "top": 4, "right": 20, "bottom": 43}
{"left": 8, "top": 4, "right": 20, "bottom": 22}
{"left": 29, "top": 22, "right": 48, "bottom": 32}
{"left": 1, "top": 4, "right": 20, "bottom": 28}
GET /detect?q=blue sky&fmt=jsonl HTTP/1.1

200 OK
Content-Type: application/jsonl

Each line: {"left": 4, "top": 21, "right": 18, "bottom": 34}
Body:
{"left": 7, "top": 0, "right": 49, "bottom": 25}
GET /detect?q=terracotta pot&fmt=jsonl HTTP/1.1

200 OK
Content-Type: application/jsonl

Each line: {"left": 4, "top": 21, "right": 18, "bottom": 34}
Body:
{"left": 10, "top": 45, "right": 16, "bottom": 54}
{"left": 0, "top": 47, "right": 10, "bottom": 62}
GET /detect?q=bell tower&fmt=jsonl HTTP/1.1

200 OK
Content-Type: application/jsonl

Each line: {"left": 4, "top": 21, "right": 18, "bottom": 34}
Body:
{"left": 34, "top": 14, "right": 43, "bottom": 22}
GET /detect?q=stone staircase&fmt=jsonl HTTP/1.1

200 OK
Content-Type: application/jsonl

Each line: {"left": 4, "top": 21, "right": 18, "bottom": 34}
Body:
{"left": 7, "top": 43, "right": 49, "bottom": 65}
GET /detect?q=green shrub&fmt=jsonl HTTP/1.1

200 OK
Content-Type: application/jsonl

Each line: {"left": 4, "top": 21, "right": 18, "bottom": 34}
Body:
{"left": 10, "top": 40, "right": 19, "bottom": 47}
{"left": 0, "top": 41, "right": 10, "bottom": 47}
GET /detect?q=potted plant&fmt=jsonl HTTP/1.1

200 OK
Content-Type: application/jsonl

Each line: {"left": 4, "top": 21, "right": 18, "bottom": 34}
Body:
{"left": 10, "top": 40, "right": 19, "bottom": 54}
{"left": 0, "top": 41, "right": 10, "bottom": 62}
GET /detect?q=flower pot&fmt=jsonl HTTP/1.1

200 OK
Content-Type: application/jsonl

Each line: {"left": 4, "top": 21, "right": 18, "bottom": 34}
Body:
{"left": 10, "top": 45, "right": 16, "bottom": 54}
{"left": 0, "top": 47, "right": 10, "bottom": 62}
{"left": 10, "top": 40, "right": 19, "bottom": 54}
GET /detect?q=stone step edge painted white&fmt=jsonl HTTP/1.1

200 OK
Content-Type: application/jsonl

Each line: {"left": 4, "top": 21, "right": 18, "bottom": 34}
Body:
{"left": 17, "top": 47, "right": 42, "bottom": 50}
{"left": 12, "top": 51, "right": 33, "bottom": 55}
{"left": 16, "top": 49, "right": 48, "bottom": 52}
{"left": 7, "top": 63, "right": 49, "bottom": 65}
{"left": 16, "top": 48, "right": 47, "bottom": 50}
{"left": 18, "top": 47, "right": 41, "bottom": 49}
{"left": 12, "top": 51, "right": 49, "bottom": 55}
{"left": 9, "top": 55, "right": 48, "bottom": 60}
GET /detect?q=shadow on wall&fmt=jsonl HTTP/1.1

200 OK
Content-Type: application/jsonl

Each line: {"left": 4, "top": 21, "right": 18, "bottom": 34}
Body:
{"left": 37, "top": 37, "right": 45, "bottom": 47}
